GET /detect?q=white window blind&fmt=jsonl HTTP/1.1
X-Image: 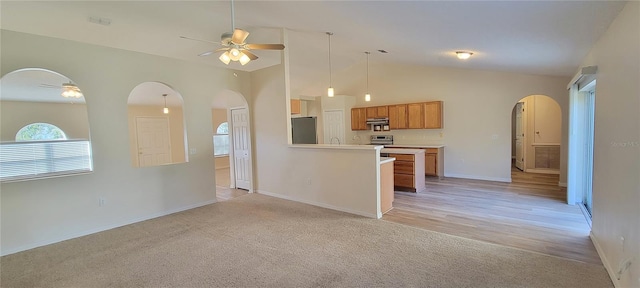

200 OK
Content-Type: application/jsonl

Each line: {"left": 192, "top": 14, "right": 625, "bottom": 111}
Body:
{"left": 0, "top": 140, "right": 93, "bottom": 182}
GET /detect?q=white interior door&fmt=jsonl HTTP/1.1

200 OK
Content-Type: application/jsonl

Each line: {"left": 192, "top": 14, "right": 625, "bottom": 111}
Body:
{"left": 323, "top": 110, "right": 344, "bottom": 144}
{"left": 515, "top": 102, "right": 525, "bottom": 171}
{"left": 136, "top": 117, "right": 171, "bottom": 167}
{"left": 231, "top": 108, "right": 250, "bottom": 190}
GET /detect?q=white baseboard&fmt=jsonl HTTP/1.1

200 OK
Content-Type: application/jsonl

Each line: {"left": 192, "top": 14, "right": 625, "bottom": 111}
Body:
{"left": 256, "top": 190, "right": 379, "bottom": 219}
{"left": 590, "top": 232, "right": 620, "bottom": 287}
{"left": 558, "top": 182, "right": 567, "bottom": 187}
{"left": 444, "top": 173, "right": 512, "bottom": 183}
{"left": 1, "top": 199, "right": 217, "bottom": 257}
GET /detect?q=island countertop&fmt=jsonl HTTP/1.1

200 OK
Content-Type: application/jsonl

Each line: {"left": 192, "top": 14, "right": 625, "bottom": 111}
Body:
{"left": 385, "top": 144, "right": 445, "bottom": 149}
{"left": 380, "top": 148, "right": 426, "bottom": 155}
{"left": 379, "top": 157, "right": 396, "bottom": 164}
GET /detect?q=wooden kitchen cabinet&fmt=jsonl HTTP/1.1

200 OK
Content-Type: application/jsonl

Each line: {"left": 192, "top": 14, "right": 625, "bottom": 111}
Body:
{"left": 388, "top": 104, "right": 408, "bottom": 129}
{"left": 351, "top": 107, "right": 367, "bottom": 130}
{"left": 407, "top": 103, "right": 424, "bottom": 129}
{"left": 290, "top": 99, "right": 301, "bottom": 114}
{"left": 366, "top": 106, "right": 389, "bottom": 118}
{"left": 387, "top": 152, "right": 426, "bottom": 192}
{"left": 424, "top": 101, "right": 443, "bottom": 129}
{"left": 425, "top": 149, "right": 438, "bottom": 176}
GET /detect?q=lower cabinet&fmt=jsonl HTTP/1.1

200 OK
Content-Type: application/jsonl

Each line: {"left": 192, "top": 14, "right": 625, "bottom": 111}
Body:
{"left": 388, "top": 153, "right": 426, "bottom": 192}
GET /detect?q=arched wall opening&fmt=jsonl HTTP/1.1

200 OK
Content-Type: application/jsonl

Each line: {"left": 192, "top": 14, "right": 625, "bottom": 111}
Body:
{"left": 211, "top": 89, "right": 253, "bottom": 200}
{"left": 511, "top": 94, "right": 562, "bottom": 177}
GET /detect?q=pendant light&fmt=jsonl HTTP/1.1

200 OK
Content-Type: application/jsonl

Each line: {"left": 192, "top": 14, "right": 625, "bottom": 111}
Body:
{"left": 326, "top": 32, "right": 334, "bottom": 97}
{"left": 364, "top": 51, "right": 371, "bottom": 102}
{"left": 162, "top": 94, "right": 169, "bottom": 114}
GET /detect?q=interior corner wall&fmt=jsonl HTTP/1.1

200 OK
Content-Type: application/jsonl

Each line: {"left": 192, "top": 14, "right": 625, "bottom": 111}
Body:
{"left": 575, "top": 2, "right": 640, "bottom": 287}
{"left": 332, "top": 62, "right": 570, "bottom": 182}
{"left": 0, "top": 30, "right": 246, "bottom": 255}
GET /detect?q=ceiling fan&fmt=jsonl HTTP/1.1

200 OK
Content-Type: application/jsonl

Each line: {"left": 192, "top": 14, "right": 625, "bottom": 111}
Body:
{"left": 39, "top": 82, "right": 83, "bottom": 98}
{"left": 180, "top": 0, "right": 285, "bottom": 66}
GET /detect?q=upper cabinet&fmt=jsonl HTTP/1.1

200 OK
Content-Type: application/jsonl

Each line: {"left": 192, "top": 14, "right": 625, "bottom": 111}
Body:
{"left": 351, "top": 107, "right": 367, "bottom": 130}
{"left": 424, "top": 101, "right": 443, "bottom": 129}
{"left": 388, "top": 104, "right": 408, "bottom": 129}
{"left": 291, "top": 99, "right": 301, "bottom": 115}
{"left": 351, "top": 101, "right": 443, "bottom": 131}
{"left": 366, "top": 106, "right": 388, "bottom": 118}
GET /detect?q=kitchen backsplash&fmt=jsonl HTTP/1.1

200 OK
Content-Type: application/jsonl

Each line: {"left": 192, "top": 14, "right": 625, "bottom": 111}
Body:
{"left": 356, "top": 129, "right": 444, "bottom": 145}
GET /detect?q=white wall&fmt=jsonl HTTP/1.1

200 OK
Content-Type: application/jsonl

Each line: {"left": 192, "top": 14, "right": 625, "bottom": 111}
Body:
{"left": 334, "top": 63, "right": 569, "bottom": 182}
{"left": 576, "top": 3, "right": 639, "bottom": 287}
{"left": 0, "top": 30, "right": 249, "bottom": 255}
{"left": 251, "top": 64, "right": 380, "bottom": 218}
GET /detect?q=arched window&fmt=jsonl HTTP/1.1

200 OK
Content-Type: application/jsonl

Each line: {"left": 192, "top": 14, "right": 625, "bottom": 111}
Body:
{"left": 16, "top": 123, "right": 67, "bottom": 141}
{"left": 213, "top": 122, "right": 229, "bottom": 156}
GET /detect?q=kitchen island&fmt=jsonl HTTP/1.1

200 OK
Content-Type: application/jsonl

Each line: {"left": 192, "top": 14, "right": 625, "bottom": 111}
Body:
{"left": 379, "top": 157, "right": 395, "bottom": 213}
{"left": 385, "top": 145, "right": 445, "bottom": 179}
{"left": 380, "top": 148, "right": 426, "bottom": 193}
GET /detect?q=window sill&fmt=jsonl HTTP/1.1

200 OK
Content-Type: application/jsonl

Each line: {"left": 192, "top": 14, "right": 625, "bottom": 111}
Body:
{"left": 1, "top": 169, "right": 93, "bottom": 183}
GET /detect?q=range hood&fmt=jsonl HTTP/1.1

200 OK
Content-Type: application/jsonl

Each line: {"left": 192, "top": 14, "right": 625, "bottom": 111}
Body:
{"left": 366, "top": 117, "right": 389, "bottom": 125}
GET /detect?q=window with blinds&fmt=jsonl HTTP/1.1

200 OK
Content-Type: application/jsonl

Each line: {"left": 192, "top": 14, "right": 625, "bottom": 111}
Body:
{"left": 0, "top": 140, "right": 93, "bottom": 182}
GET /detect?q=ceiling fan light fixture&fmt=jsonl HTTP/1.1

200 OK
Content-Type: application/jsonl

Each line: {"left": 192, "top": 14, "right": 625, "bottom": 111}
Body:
{"left": 61, "top": 82, "right": 83, "bottom": 98}
{"left": 456, "top": 51, "right": 473, "bottom": 60}
{"left": 219, "top": 51, "right": 231, "bottom": 65}
{"left": 239, "top": 53, "right": 251, "bottom": 65}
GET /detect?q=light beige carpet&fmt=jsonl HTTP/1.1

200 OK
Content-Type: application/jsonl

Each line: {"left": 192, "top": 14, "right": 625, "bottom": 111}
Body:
{"left": 1, "top": 194, "right": 613, "bottom": 288}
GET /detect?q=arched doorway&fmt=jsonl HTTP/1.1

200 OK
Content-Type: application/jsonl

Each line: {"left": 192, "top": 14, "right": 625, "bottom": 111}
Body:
{"left": 510, "top": 95, "right": 562, "bottom": 184}
{"left": 211, "top": 89, "right": 253, "bottom": 201}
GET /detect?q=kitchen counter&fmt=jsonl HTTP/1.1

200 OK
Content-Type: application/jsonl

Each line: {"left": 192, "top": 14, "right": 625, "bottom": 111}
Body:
{"left": 380, "top": 148, "right": 425, "bottom": 155}
{"left": 385, "top": 144, "right": 445, "bottom": 148}
{"left": 380, "top": 157, "right": 396, "bottom": 164}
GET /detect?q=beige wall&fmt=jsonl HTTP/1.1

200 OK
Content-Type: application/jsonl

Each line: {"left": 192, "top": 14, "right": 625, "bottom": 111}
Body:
{"left": 331, "top": 63, "right": 569, "bottom": 182}
{"left": 127, "top": 105, "right": 186, "bottom": 167}
{"left": 0, "top": 30, "right": 250, "bottom": 255}
{"left": 0, "top": 101, "right": 90, "bottom": 141}
{"left": 211, "top": 108, "right": 227, "bottom": 132}
{"left": 576, "top": 2, "right": 639, "bottom": 287}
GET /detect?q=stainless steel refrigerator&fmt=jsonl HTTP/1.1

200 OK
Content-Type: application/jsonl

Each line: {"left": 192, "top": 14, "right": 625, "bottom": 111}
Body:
{"left": 291, "top": 116, "right": 317, "bottom": 144}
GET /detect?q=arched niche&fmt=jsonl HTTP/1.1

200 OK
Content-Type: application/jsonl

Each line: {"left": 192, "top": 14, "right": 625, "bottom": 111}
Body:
{"left": 511, "top": 94, "right": 562, "bottom": 173}
{"left": 0, "top": 68, "right": 93, "bottom": 181}
{"left": 127, "top": 82, "right": 188, "bottom": 168}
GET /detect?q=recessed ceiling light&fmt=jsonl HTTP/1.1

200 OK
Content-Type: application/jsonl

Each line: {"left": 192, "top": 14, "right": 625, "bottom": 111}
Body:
{"left": 456, "top": 51, "right": 473, "bottom": 60}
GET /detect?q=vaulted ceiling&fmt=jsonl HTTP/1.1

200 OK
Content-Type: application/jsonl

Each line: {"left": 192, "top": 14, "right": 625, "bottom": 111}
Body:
{"left": 1, "top": 1, "right": 627, "bottom": 97}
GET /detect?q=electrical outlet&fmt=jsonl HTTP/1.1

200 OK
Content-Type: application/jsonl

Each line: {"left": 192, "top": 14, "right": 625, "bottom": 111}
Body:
{"left": 98, "top": 197, "right": 105, "bottom": 207}
{"left": 189, "top": 148, "right": 197, "bottom": 155}
{"left": 306, "top": 178, "right": 312, "bottom": 185}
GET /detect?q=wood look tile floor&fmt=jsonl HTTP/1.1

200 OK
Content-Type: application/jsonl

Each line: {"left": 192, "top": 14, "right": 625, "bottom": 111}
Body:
{"left": 383, "top": 166, "right": 601, "bottom": 265}
{"left": 215, "top": 167, "right": 248, "bottom": 201}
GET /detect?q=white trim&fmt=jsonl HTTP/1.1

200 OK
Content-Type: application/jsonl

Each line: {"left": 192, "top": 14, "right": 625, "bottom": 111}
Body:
{"left": 558, "top": 182, "right": 567, "bottom": 187}
{"left": 256, "top": 190, "right": 379, "bottom": 219}
{"left": 531, "top": 143, "right": 561, "bottom": 146}
{"left": 525, "top": 168, "right": 560, "bottom": 175}
{"left": 444, "top": 173, "right": 511, "bottom": 183}
{"left": 0, "top": 199, "right": 217, "bottom": 256}
{"left": 590, "top": 233, "right": 619, "bottom": 287}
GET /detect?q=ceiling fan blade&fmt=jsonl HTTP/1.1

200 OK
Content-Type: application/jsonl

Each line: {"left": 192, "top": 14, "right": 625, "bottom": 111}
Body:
{"left": 179, "top": 35, "right": 218, "bottom": 45}
{"left": 198, "top": 48, "right": 228, "bottom": 57}
{"left": 231, "top": 29, "right": 250, "bottom": 44}
{"left": 245, "top": 43, "right": 285, "bottom": 50}
{"left": 242, "top": 50, "right": 258, "bottom": 60}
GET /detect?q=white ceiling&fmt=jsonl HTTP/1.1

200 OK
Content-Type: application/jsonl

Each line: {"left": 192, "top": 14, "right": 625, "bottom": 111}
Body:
{"left": 1, "top": 1, "right": 626, "bottom": 98}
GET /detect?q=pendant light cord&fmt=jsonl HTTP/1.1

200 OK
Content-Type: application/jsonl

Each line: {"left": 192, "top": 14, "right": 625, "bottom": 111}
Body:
{"left": 327, "top": 32, "right": 333, "bottom": 87}
{"left": 366, "top": 51, "right": 370, "bottom": 93}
